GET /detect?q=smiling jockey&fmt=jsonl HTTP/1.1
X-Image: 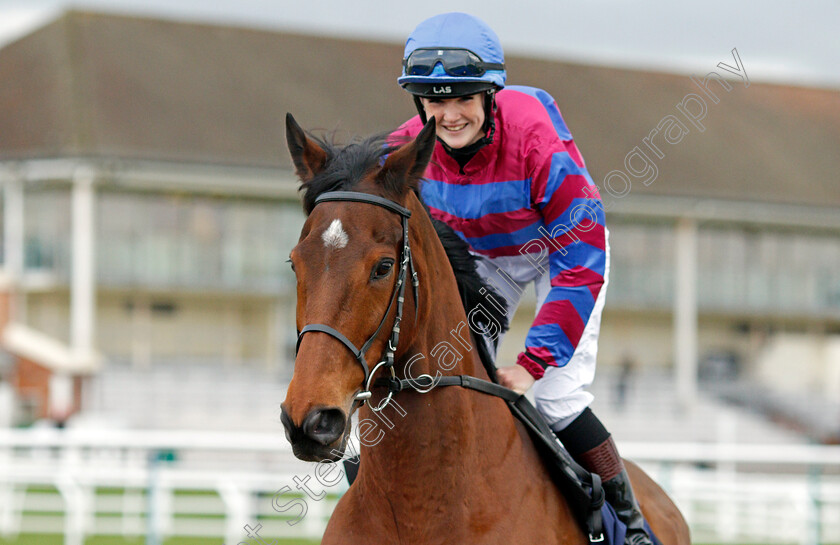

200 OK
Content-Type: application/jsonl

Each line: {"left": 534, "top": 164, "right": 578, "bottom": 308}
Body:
{"left": 391, "top": 13, "right": 653, "bottom": 545}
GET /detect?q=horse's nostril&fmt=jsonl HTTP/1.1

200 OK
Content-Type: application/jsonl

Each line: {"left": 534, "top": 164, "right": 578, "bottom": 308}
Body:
{"left": 302, "top": 408, "right": 346, "bottom": 446}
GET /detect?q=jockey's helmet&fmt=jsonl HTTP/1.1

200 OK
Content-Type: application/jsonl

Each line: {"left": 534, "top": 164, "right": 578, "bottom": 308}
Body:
{"left": 398, "top": 12, "right": 506, "bottom": 99}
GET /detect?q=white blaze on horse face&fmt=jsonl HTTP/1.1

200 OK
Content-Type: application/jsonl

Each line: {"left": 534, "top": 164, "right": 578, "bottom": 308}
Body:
{"left": 321, "top": 219, "right": 349, "bottom": 249}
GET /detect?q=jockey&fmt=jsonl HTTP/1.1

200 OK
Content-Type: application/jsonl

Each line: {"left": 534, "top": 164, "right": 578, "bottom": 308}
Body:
{"left": 392, "top": 13, "right": 653, "bottom": 545}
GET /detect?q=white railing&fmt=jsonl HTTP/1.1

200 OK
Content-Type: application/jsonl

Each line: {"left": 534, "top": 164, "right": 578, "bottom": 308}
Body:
{"left": 1, "top": 428, "right": 839, "bottom": 545}
{"left": 627, "top": 443, "right": 840, "bottom": 545}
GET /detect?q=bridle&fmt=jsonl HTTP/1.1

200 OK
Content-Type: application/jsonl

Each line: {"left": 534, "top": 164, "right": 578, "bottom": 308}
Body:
{"left": 294, "top": 191, "right": 419, "bottom": 411}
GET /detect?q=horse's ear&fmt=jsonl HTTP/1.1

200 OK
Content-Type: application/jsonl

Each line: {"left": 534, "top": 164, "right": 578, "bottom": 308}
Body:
{"left": 286, "top": 113, "right": 327, "bottom": 182}
{"left": 377, "top": 117, "right": 436, "bottom": 192}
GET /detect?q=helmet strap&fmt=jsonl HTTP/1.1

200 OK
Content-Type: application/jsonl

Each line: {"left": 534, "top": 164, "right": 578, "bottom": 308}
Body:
{"left": 413, "top": 95, "right": 428, "bottom": 124}
{"left": 483, "top": 89, "right": 497, "bottom": 143}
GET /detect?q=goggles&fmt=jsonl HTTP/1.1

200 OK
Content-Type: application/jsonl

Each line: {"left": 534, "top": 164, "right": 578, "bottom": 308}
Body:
{"left": 403, "top": 48, "right": 505, "bottom": 77}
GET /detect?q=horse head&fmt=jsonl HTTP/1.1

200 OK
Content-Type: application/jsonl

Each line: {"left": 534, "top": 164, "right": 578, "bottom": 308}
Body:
{"left": 280, "top": 114, "right": 436, "bottom": 462}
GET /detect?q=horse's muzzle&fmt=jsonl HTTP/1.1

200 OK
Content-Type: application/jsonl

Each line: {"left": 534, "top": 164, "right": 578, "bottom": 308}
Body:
{"left": 281, "top": 406, "right": 347, "bottom": 462}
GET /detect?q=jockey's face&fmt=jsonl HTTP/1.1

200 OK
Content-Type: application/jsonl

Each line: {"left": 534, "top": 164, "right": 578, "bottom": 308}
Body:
{"left": 420, "top": 93, "right": 485, "bottom": 149}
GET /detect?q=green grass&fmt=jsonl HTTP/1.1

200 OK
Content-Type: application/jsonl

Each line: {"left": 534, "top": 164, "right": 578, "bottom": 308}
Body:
{"left": 0, "top": 533, "right": 826, "bottom": 545}
{"left": 2, "top": 537, "right": 832, "bottom": 545}
{"left": 0, "top": 485, "right": 332, "bottom": 544}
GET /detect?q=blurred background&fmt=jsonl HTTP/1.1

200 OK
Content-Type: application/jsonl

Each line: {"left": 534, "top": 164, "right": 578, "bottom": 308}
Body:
{"left": 0, "top": 1, "right": 838, "bottom": 544}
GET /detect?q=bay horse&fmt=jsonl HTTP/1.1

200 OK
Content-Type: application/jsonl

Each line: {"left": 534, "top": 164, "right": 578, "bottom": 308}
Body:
{"left": 281, "top": 113, "right": 690, "bottom": 545}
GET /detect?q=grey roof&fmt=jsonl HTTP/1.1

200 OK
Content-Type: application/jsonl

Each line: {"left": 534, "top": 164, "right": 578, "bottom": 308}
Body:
{"left": 0, "top": 10, "right": 838, "bottom": 208}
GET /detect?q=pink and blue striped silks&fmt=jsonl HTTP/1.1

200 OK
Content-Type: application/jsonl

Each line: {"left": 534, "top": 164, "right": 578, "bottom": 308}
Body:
{"left": 391, "top": 85, "right": 608, "bottom": 380}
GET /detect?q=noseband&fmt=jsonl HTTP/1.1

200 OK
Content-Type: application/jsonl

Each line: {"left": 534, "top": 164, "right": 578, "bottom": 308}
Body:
{"left": 295, "top": 191, "right": 419, "bottom": 409}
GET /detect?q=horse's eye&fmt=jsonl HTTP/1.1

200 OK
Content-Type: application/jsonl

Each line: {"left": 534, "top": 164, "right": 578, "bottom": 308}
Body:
{"left": 287, "top": 258, "right": 295, "bottom": 272}
{"left": 372, "top": 259, "right": 394, "bottom": 280}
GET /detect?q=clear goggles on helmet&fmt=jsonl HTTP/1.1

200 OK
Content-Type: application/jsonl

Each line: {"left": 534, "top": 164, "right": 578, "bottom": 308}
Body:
{"left": 402, "top": 48, "right": 505, "bottom": 77}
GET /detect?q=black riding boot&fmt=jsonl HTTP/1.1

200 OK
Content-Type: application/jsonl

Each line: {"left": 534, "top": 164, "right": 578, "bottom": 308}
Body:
{"left": 554, "top": 408, "right": 653, "bottom": 545}
{"left": 601, "top": 466, "right": 653, "bottom": 545}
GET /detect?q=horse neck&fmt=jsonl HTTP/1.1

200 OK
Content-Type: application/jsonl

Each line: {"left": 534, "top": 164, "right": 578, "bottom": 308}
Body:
{"left": 356, "top": 192, "right": 508, "bottom": 495}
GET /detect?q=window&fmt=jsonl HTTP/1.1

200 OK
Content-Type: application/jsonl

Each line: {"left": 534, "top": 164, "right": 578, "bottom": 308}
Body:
{"left": 97, "top": 191, "right": 304, "bottom": 293}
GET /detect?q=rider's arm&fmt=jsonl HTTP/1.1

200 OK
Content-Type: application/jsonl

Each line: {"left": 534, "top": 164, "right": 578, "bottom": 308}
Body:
{"left": 516, "top": 114, "right": 607, "bottom": 380}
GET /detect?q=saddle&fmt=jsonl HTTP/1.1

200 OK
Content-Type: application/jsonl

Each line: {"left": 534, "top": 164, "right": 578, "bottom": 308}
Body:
{"left": 471, "top": 335, "right": 616, "bottom": 545}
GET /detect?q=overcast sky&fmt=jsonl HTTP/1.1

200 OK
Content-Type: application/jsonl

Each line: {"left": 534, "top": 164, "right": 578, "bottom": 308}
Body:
{"left": 0, "top": 0, "right": 838, "bottom": 88}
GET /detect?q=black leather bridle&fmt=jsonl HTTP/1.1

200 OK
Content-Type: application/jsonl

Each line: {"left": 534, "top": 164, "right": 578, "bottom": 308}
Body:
{"left": 294, "top": 191, "right": 419, "bottom": 409}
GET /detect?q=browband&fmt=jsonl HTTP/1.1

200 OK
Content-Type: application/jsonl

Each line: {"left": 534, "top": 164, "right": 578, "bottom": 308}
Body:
{"left": 315, "top": 191, "right": 412, "bottom": 218}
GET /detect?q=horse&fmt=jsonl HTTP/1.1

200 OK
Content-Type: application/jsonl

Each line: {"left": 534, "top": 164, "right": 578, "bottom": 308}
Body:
{"left": 280, "top": 113, "right": 691, "bottom": 545}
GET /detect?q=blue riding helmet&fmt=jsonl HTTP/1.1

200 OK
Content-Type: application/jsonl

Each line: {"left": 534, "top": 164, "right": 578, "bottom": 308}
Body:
{"left": 398, "top": 12, "right": 506, "bottom": 97}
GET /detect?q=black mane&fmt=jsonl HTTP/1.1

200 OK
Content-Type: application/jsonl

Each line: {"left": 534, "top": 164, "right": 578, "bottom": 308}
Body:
{"left": 298, "top": 131, "right": 510, "bottom": 349}
{"left": 428, "top": 214, "right": 509, "bottom": 334}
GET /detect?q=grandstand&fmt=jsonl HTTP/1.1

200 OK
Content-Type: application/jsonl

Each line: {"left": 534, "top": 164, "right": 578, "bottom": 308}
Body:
{"left": 0, "top": 9, "right": 837, "bottom": 440}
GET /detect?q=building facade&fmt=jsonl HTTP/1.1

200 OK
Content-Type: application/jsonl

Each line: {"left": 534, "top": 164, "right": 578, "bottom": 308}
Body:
{"left": 0, "top": 11, "right": 838, "bottom": 437}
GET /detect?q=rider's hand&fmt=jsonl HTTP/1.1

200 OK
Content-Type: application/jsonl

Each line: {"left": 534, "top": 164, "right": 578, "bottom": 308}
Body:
{"left": 496, "top": 365, "right": 536, "bottom": 395}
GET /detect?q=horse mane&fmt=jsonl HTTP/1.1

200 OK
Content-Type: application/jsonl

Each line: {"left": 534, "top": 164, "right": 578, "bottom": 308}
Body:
{"left": 427, "top": 214, "right": 509, "bottom": 336}
{"left": 298, "top": 131, "right": 509, "bottom": 338}
{"left": 299, "top": 133, "right": 397, "bottom": 214}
